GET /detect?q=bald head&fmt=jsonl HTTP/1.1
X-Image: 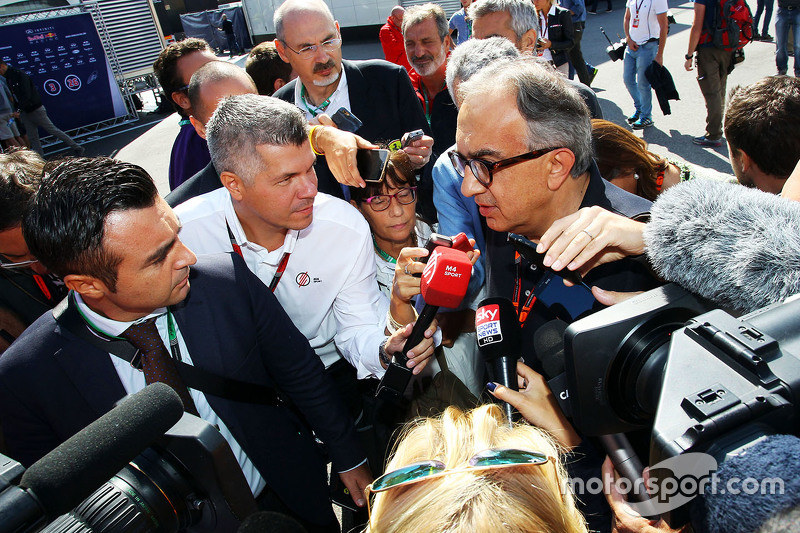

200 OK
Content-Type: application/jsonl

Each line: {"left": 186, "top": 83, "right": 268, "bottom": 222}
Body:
{"left": 390, "top": 5, "right": 404, "bottom": 25}
{"left": 188, "top": 61, "right": 257, "bottom": 127}
{"left": 274, "top": 0, "right": 334, "bottom": 41}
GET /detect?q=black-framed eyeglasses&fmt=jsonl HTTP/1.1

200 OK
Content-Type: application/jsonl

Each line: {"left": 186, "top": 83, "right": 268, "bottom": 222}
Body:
{"left": 448, "top": 147, "right": 560, "bottom": 187}
{"left": 0, "top": 255, "right": 39, "bottom": 270}
{"left": 364, "top": 187, "right": 417, "bottom": 212}
{"left": 280, "top": 37, "right": 342, "bottom": 60}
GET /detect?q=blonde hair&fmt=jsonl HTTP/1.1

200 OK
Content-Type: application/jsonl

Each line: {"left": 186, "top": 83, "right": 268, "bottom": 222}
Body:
{"left": 367, "top": 405, "right": 588, "bottom": 533}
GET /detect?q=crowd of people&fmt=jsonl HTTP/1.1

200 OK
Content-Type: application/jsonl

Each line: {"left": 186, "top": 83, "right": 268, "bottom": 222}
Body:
{"left": 1, "top": 0, "right": 800, "bottom": 531}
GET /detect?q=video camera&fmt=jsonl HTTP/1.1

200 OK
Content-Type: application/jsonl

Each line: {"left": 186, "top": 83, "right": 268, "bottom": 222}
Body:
{"left": 562, "top": 284, "right": 800, "bottom": 525}
{"left": 0, "top": 385, "right": 256, "bottom": 533}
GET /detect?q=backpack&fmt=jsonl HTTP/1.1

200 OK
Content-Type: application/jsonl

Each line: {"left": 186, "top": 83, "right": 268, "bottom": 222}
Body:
{"left": 699, "top": 0, "right": 754, "bottom": 51}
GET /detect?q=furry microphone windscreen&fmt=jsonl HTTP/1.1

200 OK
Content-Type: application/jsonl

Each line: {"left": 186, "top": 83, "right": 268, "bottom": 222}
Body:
{"left": 644, "top": 180, "right": 800, "bottom": 314}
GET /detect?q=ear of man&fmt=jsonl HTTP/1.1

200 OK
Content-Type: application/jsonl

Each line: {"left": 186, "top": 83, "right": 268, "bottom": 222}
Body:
{"left": 221, "top": 170, "right": 247, "bottom": 201}
{"left": 519, "top": 29, "right": 539, "bottom": 53}
{"left": 189, "top": 116, "right": 206, "bottom": 139}
{"left": 64, "top": 274, "right": 110, "bottom": 300}
{"left": 546, "top": 148, "right": 577, "bottom": 191}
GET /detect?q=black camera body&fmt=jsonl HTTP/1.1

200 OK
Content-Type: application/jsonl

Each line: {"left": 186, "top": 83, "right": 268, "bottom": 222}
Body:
{"left": 563, "top": 284, "right": 800, "bottom": 524}
{"left": 1, "top": 413, "right": 256, "bottom": 533}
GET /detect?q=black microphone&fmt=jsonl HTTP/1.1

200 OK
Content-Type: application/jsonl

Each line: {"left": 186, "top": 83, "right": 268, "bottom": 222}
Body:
{"left": 644, "top": 179, "right": 800, "bottom": 314}
{"left": 476, "top": 297, "right": 522, "bottom": 424}
{"left": 0, "top": 383, "right": 184, "bottom": 531}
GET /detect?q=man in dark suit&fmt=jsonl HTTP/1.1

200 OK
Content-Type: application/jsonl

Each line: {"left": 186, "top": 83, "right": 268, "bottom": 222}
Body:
{"left": 272, "top": 0, "right": 437, "bottom": 220}
{"left": 0, "top": 157, "right": 371, "bottom": 533}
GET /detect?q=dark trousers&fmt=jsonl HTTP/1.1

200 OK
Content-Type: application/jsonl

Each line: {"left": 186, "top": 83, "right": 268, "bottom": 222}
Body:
{"left": 568, "top": 21, "right": 592, "bottom": 85}
{"left": 255, "top": 485, "right": 340, "bottom": 533}
{"left": 755, "top": 0, "right": 775, "bottom": 34}
{"left": 588, "top": 0, "right": 612, "bottom": 11}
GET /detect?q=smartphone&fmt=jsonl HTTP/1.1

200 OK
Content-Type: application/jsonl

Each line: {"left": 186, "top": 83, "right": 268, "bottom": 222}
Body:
{"left": 331, "top": 107, "right": 363, "bottom": 133}
{"left": 507, "top": 233, "right": 590, "bottom": 289}
{"left": 450, "top": 232, "right": 472, "bottom": 254}
{"left": 401, "top": 129, "right": 425, "bottom": 148}
{"left": 413, "top": 233, "right": 453, "bottom": 277}
{"left": 356, "top": 148, "right": 391, "bottom": 183}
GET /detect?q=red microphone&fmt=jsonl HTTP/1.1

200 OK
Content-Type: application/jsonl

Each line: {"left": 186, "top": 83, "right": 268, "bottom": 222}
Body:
{"left": 376, "top": 246, "right": 472, "bottom": 400}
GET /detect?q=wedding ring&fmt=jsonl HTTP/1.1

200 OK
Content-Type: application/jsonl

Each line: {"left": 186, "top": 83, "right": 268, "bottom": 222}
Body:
{"left": 581, "top": 229, "right": 594, "bottom": 240}
{"left": 404, "top": 264, "right": 412, "bottom": 275}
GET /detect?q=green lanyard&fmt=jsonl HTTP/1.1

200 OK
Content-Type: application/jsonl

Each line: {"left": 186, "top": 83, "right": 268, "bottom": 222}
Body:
{"left": 301, "top": 85, "right": 331, "bottom": 117}
{"left": 373, "top": 235, "right": 397, "bottom": 264}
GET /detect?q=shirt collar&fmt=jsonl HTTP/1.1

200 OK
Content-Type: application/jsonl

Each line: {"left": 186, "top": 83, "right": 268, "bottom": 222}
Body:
{"left": 74, "top": 292, "right": 166, "bottom": 337}
{"left": 293, "top": 64, "right": 349, "bottom": 116}
{"left": 222, "top": 191, "right": 300, "bottom": 258}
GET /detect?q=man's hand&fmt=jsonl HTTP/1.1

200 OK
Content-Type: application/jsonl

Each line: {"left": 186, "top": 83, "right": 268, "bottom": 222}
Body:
{"left": 403, "top": 133, "right": 434, "bottom": 169}
{"left": 536, "top": 206, "right": 646, "bottom": 277}
{"left": 313, "top": 116, "right": 378, "bottom": 188}
{"left": 655, "top": 52, "right": 664, "bottom": 66}
{"left": 385, "top": 320, "right": 438, "bottom": 374}
{"left": 338, "top": 462, "right": 373, "bottom": 508}
{"left": 684, "top": 56, "right": 694, "bottom": 71}
{"left": 488, "top": 362, "right": 581, "bottom": 448}
{"left": 603, "top": 458, "right": 688, "bottom": 533}
{"left": 627, "top": 37, "right": 639, "bottom": 51}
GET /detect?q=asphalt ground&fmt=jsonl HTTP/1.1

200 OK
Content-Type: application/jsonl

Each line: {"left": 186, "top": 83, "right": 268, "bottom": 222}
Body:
{"left": 44, "top": 0, "right": 783, "bottom": 197}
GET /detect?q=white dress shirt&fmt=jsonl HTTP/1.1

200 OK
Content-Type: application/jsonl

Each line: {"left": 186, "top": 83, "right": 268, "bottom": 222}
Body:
{"left": 73, "top": 293, "right": 266, "bottom": 496}
{"left": 174, "top": 189, "right": 391, "bottom": 379}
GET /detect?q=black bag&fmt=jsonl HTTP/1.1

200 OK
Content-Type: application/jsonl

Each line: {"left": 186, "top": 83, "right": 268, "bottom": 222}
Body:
{"left": 601, "top": 26, "right": 626, "bottom": 61}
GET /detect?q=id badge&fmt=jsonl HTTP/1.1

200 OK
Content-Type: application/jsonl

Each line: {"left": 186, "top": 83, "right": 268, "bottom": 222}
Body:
{"left": 632, "top": 16, "right": 639, "bottom": 28}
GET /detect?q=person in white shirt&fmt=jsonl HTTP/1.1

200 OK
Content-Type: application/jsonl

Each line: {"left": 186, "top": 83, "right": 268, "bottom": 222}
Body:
{"left": 622, "top": 0, "right": 669, "bottom": 129}
{"left": 174, "top": 93, "right": 438, "bottom": 383}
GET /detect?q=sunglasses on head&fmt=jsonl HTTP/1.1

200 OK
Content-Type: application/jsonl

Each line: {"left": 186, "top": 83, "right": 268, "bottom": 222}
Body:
{"left": 365, "top": 448, "right": 553, "bottom": 517}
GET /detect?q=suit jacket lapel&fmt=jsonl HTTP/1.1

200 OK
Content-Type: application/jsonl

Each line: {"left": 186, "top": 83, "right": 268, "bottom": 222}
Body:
{"left": 52, "top": 322, "right": 127, "bottom": 416}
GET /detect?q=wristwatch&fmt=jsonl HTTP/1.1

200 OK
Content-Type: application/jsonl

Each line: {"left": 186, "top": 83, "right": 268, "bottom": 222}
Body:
{"left": 685, "top": 53, "right": 693, "bottom": 60}
{"left": 379, "top": 343, "right": 393, "bottom": 366}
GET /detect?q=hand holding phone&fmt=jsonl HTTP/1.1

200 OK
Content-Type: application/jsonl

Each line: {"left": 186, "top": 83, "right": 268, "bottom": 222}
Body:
{"left": 401, "top": 129, "right": 425, "bottom": 148}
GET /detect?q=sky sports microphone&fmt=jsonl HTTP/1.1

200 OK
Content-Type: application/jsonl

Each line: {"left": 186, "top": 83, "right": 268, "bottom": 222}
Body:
{"left": 475, "top": 297, "right": 522, "bottom": 424}
{"left": 0, "top": 383, "right": 183, "bottom": 533}
{"left": 644, "top": 179, "right": 800, "bottom": 314}
{"left": 376, "top": 246, "right": 472, "bottom": 401}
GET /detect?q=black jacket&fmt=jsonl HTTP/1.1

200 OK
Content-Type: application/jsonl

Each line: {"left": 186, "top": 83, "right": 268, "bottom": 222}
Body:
{"left": 645, "top": 61, "right": 680, "bottom": 115}
{"left": 3, "top": 65, "right": 42, "bottom": 112}
{"left": 542, "top": 6, "right": 576, "bottom": 67}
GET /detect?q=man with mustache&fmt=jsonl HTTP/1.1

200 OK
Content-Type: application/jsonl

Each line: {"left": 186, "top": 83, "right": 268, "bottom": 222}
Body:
{"left": 272, "top": 0, "right": 438, "bottom": 221}
{"left": 0, "top": 157, "right": 370, "bottom": 533}
{"left": 402, "top": 4, "right": 457, "bottom": 154}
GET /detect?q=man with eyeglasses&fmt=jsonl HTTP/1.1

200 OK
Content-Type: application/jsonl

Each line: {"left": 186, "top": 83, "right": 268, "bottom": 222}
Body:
{"left": 153, "top": 38, "right": 218, "bottom": 190}
{"left": 0, "top": 149, "right": 67, "bottom": 352}
{"left": 454, "top": 58, "right": 659, "bottom": 371}
{"left": 272, "top": 0, "right": 437, "bottom": 220}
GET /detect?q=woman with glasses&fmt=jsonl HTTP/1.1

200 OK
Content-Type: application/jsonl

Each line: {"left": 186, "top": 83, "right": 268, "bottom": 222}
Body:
{"left": 365, "top": 401, "right": 589, "bottom": 533}
{"left": 350, "top": 150, "right": 485, "bottom": 399}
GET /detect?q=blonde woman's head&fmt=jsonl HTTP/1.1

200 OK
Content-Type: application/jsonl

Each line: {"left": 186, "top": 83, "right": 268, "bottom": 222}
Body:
{"left": 366, "top": 404, "right": 588, "bottom": 533}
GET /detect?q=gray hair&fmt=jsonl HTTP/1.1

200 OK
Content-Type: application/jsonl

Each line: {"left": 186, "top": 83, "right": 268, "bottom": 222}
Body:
{"left": 187, "top": 61, "right": 256, "bottom": 120}
{"left": 468, "top": 0, "right": 540, "bottom": 41}
{"left": 402, "top": 4, "right": 449, "bottom": 41}
{"left": 459, "top": 58, "right": 592, "bottom": 177}
{"left": 206, "top": 94, "right": 308, "bottom": 184}
{"left": 446, "top": 37, "right": 519, "bottom": 104}
{"left": 274, "top": 0, "right": 334, "bottom": 42}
